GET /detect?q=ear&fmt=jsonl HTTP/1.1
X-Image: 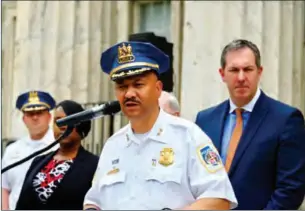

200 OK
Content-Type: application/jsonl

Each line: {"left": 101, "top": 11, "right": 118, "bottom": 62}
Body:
{"left": 258, "top": 66, "right": 263, "bottom": 76}
{"left": 219, "top": 68, "right": 225, "bottom": 82}
{"left": 22, "top": 114, "right": 26, "bottom": 123}
{"left": 47, "top": 112, "right": 52, "bottom": 123}
{"left": 156, "top": 80, "right": 163, "bottom": 95}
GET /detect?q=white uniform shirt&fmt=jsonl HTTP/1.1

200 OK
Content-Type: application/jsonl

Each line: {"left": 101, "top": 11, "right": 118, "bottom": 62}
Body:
{"left": 84, "top": 109, "right": 238, "bottom": 210}
{"left": 2, "top": 128, "right": 59, "bottom": 210}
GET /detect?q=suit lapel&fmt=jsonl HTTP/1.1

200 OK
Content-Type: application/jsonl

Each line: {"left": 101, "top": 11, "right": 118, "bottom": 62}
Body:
{"left": 211, "top": 101, "right": 229, "bottom": 151}
{"left": 23, "top": 151, "right": 57, "bottom": 191}
{"left": 228, "top": 92, "right": 269, "bottom": 175}
{"left": 61, "top": 146, "right": 87, "bottom": 181}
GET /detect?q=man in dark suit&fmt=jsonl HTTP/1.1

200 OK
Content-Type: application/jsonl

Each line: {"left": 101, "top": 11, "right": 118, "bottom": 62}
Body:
{"left": 195, "top": 39, "right": 305, "bottom": 210}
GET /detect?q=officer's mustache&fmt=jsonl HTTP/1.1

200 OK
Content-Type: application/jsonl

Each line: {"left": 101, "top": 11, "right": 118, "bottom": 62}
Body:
{"left": 123, "top": 98, "right": 140, "bottom": 105}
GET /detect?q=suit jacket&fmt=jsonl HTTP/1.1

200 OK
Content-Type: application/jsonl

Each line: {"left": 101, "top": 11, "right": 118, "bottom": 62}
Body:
{"left": 195, "top": 91, "right": 305, "bottom": 210}
{"left": 15, "top": 146, "right": 99, "bottom": 210}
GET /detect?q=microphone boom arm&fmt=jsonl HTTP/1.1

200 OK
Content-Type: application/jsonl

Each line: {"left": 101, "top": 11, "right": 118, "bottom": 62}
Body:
{"left": 1, "top": 100, "right": 121, "bottom": 174}
{"left": 1, "top": 126, "right": 74, "bottom": 174}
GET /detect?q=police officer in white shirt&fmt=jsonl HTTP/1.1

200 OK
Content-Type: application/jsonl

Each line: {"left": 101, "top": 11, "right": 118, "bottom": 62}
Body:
{"left": 83, "top": 42, "right": 238, "bottom": 210}
{"left": 1, "top": 90, "right": 58, "bottom": 210}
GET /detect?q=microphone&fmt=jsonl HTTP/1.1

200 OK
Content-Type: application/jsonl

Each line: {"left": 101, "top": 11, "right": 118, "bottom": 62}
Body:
{"left": 56, "top": 100, "right": 121, "bottom": 127}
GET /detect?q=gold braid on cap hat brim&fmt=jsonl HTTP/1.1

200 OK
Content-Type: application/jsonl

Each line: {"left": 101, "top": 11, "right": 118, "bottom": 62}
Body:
{"left": 111, "top": 67, "right": 156, "bottom": 80}
{"left": 109, "top": 62, "right": 159, "bottom": 78}
{"left": 21, "top": 102, "right": 51, "bottom": 112}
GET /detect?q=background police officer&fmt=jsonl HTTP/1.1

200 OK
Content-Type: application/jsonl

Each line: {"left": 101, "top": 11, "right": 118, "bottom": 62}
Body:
{"left": 2, "top": 90, "right": 58, "bottom": 210}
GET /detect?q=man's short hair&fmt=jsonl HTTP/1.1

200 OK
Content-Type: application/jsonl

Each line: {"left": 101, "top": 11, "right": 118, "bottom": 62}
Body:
{"left": 159, "top": 91, "right": 180, "bottom": 113}
{"left": 220, "top": 39, "right": 261, "bottom": 68}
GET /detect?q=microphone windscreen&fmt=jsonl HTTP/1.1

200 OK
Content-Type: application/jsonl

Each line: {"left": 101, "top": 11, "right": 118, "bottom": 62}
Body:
{"left": 103, "top": 101, "right": 121, "bottom": 115}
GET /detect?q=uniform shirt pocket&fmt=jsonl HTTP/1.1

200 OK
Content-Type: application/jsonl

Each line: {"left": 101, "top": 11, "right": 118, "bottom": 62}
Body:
{"left": 144, "top": 167, "right": 186, "bottom": 208}
{"left": 98, "top": 170, "right": 127, "bottom": 208}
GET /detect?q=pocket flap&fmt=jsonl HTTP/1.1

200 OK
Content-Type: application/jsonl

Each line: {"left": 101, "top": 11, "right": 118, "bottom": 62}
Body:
{"left": 146, "top": 168, "right": 182, "bottom": 184}
{"left": 99, "top": 170, "right": 126, "bottom": 187}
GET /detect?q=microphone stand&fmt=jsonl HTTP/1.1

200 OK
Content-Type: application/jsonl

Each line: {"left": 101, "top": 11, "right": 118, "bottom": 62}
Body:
{"left": 1, "top": 126, "right": 74, "bottom": 174}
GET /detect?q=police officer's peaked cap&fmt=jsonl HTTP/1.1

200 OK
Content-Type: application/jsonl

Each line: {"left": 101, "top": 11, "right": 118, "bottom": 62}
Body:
{"left": 16, "top": 90, "right": 56, "bottom": 112}
{"left": 100, "top": 41, "right": 170, "bottom": 81}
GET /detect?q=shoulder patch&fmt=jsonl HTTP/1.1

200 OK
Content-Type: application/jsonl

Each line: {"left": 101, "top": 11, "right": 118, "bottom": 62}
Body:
{"left": 196, "top": 144, "right": 223, "bottom": 173}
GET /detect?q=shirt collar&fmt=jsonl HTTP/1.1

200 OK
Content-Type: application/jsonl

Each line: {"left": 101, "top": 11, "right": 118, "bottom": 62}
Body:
{"left": 125, "top": 108, "right": 168, "bottom": 147}
{"left": 229, "top": 88, "right": 261, "bottom": 113}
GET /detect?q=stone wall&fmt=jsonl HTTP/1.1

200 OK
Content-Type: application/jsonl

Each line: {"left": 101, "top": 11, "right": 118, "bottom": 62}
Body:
{"left": 2, "top": 0, "right": 305, "bottom": 140}
{"left": 2, "top": 1, "right": 130, "bottom": 140}
{"left": 181, "top": 1, "right": 305, "bottom": 120}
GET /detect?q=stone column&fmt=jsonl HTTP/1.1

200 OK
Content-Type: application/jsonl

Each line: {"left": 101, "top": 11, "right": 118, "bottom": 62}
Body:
{"left": 55, "top": 1, "right": 76, "bottom": 101}
{"left": 87, "top": 1, "right": 103, "bottom": 104}
{"left": 86, "top": 1, "right": 104, "bottom": 154}
{"left": 2, "top": 2, "right": 17, "bottom": 139}
{"left": 39, "top": 1, "right": 60, "bottom": 97}
{"left": 181, "top": 1, "right": 228, "bottom": 121}
{"left": 10, "top": 1, "right": 33, "bottom": 138}
{"left": 71, "top": 1, "right": 90, "bottom": 104}
{"left": 171, "top": 1, "right": 184, "bottom": 101}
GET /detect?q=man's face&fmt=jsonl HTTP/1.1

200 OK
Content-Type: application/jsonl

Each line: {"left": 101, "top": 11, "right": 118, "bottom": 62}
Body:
{"left": 23, "top": 109, "right": 51, "bottom": 137}
{"left": 219, "top": 47, "right": 263, "bottom": 106}
{"left": 115, "top": 71, "right": 163, "bottom": 119}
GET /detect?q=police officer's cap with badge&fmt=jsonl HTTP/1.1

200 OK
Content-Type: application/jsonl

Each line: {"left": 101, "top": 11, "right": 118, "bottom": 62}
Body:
{"left": 16, "top": 90, "right": 56, "bottom": 113}
{"left": 100, "top": 41, "right": 170, "bottom": 81}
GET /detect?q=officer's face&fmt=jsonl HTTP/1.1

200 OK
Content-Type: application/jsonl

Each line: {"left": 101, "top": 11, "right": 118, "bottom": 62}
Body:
{"left": 23, "top": 110, "right": 51, "bottom": 138}
{"left": 53, "top": 106, "right": 82, "bottom": 145}
{"left": 219, "top": 47, "right": 263, "bottom": 107}
{"left": 115, "top": 71, "right": 163, "bottom": 119}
